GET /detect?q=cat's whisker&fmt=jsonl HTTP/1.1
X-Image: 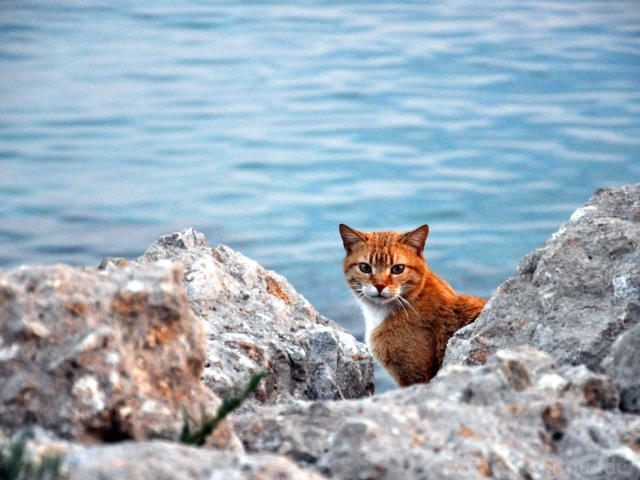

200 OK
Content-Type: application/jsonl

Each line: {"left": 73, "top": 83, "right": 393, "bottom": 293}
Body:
{"left": 400, "top": 296, "right": 420, "bottom": 318}
{"left": 343, "top": 286, "right": 367, "bottom": 302}
{"left": 397, "top": 295, "right": 420, "bottom": 319}
{"left": 398, "top": 297, "right": 412, "bottom": 318}
{"left": 340, "top": 287, "right": 360, "bottom": 297}
{"left": 348, "top": 285, "right": 368, "bottom": 301}
{"left": 394, "top": 297, "right": 410, "bottom": 321}
{"left": 345, "top": 283, "right": 364, "bottom": 292}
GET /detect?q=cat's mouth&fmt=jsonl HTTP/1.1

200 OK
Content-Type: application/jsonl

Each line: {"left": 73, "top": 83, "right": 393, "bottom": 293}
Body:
{"left": 366, "top": 292, "right": 395, "bottom": 304}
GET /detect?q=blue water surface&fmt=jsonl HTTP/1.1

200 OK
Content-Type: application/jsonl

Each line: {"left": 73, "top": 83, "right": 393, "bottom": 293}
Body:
{"left": 2, "top": 1, "right": 639, "bottom": 390}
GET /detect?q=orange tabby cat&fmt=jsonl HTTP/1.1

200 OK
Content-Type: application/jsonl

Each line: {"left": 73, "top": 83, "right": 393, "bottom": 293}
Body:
{"left": 339, "top": 224, "right": 486, "bottom": 386}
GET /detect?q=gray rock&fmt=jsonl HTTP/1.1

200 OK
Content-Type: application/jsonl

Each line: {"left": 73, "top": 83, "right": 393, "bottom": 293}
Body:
{"left": 212, "top": 183, "right": 636, "bottom": 479}
{"left": 557, "top": 364, "right": 620, "bottom": 410}
{"left": 6, "top": 184, "right": 640, "bottom": 480}
{"left": 0, "top": 262, "right": 236, "bottom": 448}
{"left": 444, "top": 183, "right": 640, "bottom": 372}
{"left": 64, "top": 440, "right": 324, "bottom": 480}
{"left": 232, "top": 346, "right": 640, "bottom": 480}
{"left": 602, "top": 323, "right": 640, "bottom": 413}
{"left": 126, "top": 229, "right": 374, "bottom": 405}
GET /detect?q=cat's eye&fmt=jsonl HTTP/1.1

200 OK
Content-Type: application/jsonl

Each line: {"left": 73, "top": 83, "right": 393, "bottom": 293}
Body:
{"left": 359, "top": 263, "right": 372, "bottom": 274}
{"left": 391, "top": 264, "right": 405, "bottom": 274}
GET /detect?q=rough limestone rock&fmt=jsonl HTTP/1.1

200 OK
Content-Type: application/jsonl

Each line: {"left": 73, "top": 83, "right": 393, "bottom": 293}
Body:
{"left": 444, "top": 184, "right": 640, "bottom": 373}
{"left": 602, "top": 323, "right": 640, "bottom": 414}
{"left": 4, "top": 185, "right": 640, "bottom": 480}
{"left": 108, "top": 228, "right": 374, "bottom": 405}
{"left": 233, "top": 346, "right": 640, "bottom": 480}
{"left": 64, "top": 440, "right": 324, "bottom": 480}
{"left": 0, "top": 262, "right": 236, "bottom": 447}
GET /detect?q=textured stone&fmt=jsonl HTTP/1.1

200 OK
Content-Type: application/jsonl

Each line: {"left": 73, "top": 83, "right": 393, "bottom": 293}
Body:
{"left": 64, "top": 441, "right": 324, "bottom": 480}
{"left": 232, "top": 346, "right": 640, "bottom": 480}
{"left": 231, "top": 185, "right": 640, "bottom": 477}
{"left": 602, "top": 323, "right": 640, "bottom": 413}
{"left": 444, "top": 183, "right": 640, "bottom": 372}
{"left": 5, "top": 185, "right": 640, "bottom": 480}
{"left": 0, "top": 262, "right": 235, "bottom": 447}
{"left": 558, "top": 364, "right": 620, "bottom": 410}
{"left": 120, "top": 228, "right": 374, "bottom": 406}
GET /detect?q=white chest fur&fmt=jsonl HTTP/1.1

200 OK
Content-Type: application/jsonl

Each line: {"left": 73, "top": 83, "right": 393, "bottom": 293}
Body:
{"left": 359, "top": 301, "right": 393, "bottom": 351}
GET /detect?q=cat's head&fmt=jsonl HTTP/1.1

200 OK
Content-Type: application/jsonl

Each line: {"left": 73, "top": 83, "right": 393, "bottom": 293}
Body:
{"left": 339, "top": 224, "right": 429, "bottom": 306}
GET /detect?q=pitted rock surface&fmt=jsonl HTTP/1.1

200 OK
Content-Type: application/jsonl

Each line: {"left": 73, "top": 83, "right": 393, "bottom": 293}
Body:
{"left": 118, "top": 228, "right": 374, "bottom": 405}
{"left": 232, "top": 346, "right": 640, "bottom": 480}
{"left": 64, "top": 440, "right": 325, "bottom": 480}
{"left": 4, "top": 185, "right": 640, "bottom": 480}
{"left": 445, "top": 183, "right": 640, "bottom": 372}
{"left": 602, "top": 323, "right": 640, "bottom": 414}
{"left": 0, "top": 262, "right": 233, "bottom": 446}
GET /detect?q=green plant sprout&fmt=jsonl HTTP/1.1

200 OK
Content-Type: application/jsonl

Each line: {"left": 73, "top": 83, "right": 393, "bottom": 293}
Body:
{"left": 0, "top": 438, "right": 65, "bottom": 480}
{"left": 181, "top": 371, "right": 267, "bottom": 446}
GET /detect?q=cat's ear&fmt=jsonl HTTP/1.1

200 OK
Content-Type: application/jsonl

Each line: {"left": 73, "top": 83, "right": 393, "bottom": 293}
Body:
{"left": 339, "top": 224, "right": 366, "bottom": 253}
{"left": 401, "top": 225, "right": 429, "bottom": 254}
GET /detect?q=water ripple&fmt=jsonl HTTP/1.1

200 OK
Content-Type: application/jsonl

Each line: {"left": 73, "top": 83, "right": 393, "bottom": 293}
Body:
{"left": 0, "top": 2, "right": 638, "bottom": 393}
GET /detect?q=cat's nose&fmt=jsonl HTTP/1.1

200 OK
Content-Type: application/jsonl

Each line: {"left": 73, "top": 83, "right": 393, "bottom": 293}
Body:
{"left": 374, "top": 284, "right": 385, "bottom": 294}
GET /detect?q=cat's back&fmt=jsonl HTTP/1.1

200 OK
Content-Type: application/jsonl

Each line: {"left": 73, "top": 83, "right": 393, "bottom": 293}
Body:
{"left": 455, "top": 294, "right": 486, "bottom": 327}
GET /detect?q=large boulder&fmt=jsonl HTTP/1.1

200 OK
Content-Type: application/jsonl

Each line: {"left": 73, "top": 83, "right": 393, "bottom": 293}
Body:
{"left": 227, "top": 185, "right": 640, "bottom": 479}
{"left": 444, "top": 183, "right": 640, "bottom": 373}
{"left": 0, "top": 262, "right": 235, "bottom": 447}
{"left": 232, "top": 346, "right": 640, "bottom": 479}
{"left": 112, "top": 229, "right": 374, "bottom": 405}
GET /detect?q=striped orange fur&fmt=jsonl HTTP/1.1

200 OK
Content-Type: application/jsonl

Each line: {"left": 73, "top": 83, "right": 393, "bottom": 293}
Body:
{"left": 339, "top": 224, "right": 486, "bottom": 386}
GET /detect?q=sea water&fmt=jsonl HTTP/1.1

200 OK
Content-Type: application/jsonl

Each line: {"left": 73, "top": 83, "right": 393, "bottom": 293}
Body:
{"left": 2, "top": 1, "right": 639, "bottom": 390}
